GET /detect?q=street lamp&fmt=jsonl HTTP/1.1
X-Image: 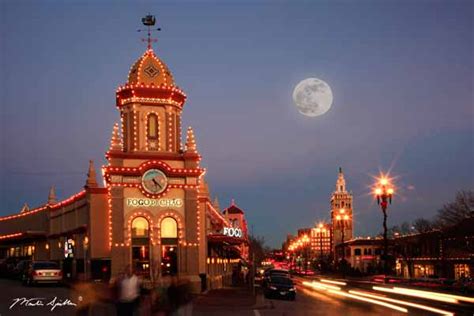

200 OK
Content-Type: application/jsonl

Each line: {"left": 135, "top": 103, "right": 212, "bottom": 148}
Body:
{"left": 301, "top": 235, "right": 310, "bottom": 275}
{"left": 84, "top": 236, "right": 89, "bottom": 280}
{"left": 374, "top": 175, "right": 394, "bottom": 275}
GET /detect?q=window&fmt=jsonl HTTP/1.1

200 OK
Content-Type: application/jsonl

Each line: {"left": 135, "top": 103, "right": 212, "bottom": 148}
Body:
{"left": 454, "top": 264, "right": 471, "bottom": 280}
{"left": 375, "top": 249, "right": 381, "bottom": 255}
{"left": 147, "top": 114, "right": 158, "bottom": 139}
{"left": 131, "top": 217, "right": 150, "bottom": 275}
{"left": 132, "top": 217, "right": 149, "bottom": 238}
{"left": 354, "top": 248, "right": 361, "bottom": 256}
{"left": 161, "top": 217, "right": 178, "bottom": 238}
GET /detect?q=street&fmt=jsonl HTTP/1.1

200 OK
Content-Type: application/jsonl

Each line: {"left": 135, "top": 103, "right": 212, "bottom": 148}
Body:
{"left": 1, "top": 277, "right": 473, "bottom": 316}
{"left": 0, "top": 277, "right": 405, "bottom": 316}
{"left": 256, "top": 283, "right": 407, "bottom": 316}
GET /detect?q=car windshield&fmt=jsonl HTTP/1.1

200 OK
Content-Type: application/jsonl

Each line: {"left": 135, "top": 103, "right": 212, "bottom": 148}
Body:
{"left": 270, "top": 277, "right": 293, "bottom": 285}
{"left": 33, "top": 262, "right": 59, "bottom": 269}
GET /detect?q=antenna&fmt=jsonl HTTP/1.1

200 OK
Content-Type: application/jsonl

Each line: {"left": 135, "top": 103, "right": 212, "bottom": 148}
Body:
{"left": 137, "top": 14, "right": 161, "bottom": 50}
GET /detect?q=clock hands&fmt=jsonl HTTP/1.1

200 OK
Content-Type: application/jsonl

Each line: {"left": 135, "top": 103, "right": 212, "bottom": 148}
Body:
{"left": 152, "top": 178, "right": 163, "bottom": 190}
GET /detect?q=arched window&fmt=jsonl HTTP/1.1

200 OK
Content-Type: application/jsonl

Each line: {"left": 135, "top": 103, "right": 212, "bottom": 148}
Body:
{"left": 147, "top": 114, "right": 158, "bottom": 139}
{"left": 132, "top": 217, "right": 149, "bottom": 238}
{"left": 161, "top": 217, "right": 178, "bottom": 238}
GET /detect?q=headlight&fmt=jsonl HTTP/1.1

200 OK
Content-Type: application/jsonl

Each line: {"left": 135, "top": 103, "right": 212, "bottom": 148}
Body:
{"left": 269, "top": 286, "right": 277, "bottom": 290}
{"left": 289, "top": 288, "right": 296, "bottom": 292}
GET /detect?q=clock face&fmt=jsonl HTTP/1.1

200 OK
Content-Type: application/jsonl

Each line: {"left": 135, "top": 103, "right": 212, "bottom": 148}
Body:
{"left": 141, "top": 169, "right": 168, "bottom": 195}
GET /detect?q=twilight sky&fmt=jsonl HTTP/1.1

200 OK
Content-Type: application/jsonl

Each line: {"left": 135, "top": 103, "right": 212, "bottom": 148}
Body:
{"left": 1, "top": 0, "right": 472, "bottom": 247}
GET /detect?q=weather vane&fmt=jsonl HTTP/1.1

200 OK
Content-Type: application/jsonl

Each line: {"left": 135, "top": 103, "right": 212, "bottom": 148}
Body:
{"left": 138, "top": 14, "right": 161, "bottom": 49}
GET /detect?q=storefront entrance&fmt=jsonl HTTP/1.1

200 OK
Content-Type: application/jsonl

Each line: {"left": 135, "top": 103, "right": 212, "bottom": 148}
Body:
{"left": 160, "top": 217, "right": 178, "bottom": 276}
{"left": 161, "top": 245, "right": 178, "bottom": 275}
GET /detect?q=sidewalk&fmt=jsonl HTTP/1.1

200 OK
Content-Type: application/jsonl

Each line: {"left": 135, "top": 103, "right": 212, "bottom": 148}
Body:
{"left": 193, "top": 286, "right": 262, "bottom": 315}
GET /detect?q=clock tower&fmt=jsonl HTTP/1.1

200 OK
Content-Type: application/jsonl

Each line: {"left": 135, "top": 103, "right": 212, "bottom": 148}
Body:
{"left": 103, "top": 21, "right": 207, "bottom": 280}
{"left": 330, "top": 167, "right": 354, "bottom": 258}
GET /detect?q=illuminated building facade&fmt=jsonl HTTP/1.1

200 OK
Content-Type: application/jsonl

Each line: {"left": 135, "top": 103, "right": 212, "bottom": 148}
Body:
{"left": 310, "top": 223, "right": 332, "bottom": 257}
{"left": 330, "top": 168, "right": 354, "bottom": 255}
{"left": 0, "top": 24, "right": 249, "bottom": 291}
{"left": 336, "top": 238, "right": 383, "bottom": 273}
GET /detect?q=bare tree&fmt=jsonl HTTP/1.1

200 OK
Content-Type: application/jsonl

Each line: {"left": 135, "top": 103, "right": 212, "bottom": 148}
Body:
{"left": 249, "top": 235, "right": 269, "bottom": 266}
{"left": 412, "top": 218, "right": 433, "bottom": 233}
{"left": 434, "top": 190, "right": 474, "bottom": 228}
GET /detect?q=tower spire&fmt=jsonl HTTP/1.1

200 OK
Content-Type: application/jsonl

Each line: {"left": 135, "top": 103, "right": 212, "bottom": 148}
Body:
{"left": 213, "top": 197, "right": 220, "bottom": 211}
{"left": 185, "top": 127, "right": 198, "bottom": 153}
{"left": 85, "top": 160, "right": 98, "bottom": 188}
{"left": 336, "top": 167, "right": 346, "bottom": 192}
{"left": 109, "top": 122, "right": 122, "bottom": 151}
{"left": 48, "top": 186, "right": 57, "bottom": 205}
{"left": 20, "top": 203, "right": 29, "bottom": 213}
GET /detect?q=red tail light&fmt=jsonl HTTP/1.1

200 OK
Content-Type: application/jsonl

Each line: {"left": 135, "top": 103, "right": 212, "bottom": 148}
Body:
{"left": 33, "top": 270, "right": 38, "bottom": 276}
{"left": 58, "top": 271, "right": 63, "bottom": 277}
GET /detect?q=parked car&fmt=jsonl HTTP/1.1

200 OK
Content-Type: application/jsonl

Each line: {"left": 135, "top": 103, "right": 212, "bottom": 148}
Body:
{"left": 23, "top": 261, "right": 62, "bottom": 286}
{"left": 262, "top": 269, "right": 291, "bottom": 288}
{"left": 263, "top": 276, "right": 296, "bottom": 300}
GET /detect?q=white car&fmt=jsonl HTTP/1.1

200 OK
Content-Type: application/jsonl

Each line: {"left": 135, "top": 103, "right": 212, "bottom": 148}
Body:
{"left": 25, "top": 261, "right": 62, "bottom": 285}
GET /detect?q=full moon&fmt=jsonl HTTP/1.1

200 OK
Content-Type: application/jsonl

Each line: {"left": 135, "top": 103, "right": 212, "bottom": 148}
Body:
{"left": 292, "top": 78, "right": 333, "bottom": 117}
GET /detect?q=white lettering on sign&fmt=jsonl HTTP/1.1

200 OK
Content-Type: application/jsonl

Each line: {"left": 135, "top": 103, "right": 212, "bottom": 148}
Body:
{"left": 127, "top": 198, "right": 183, "bottom": 208}
{"left": 223, "top": 227, "right": 243, "bottom": 238}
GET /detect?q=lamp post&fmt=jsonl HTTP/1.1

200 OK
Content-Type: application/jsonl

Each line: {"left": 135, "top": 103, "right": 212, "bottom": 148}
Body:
{"left": 336, "top": 209, "right": 350, "bottom": 275}
{"left": 84, "top": 236, "right": 89, "bottom": 280}
{"left": 301, "top": 235, "right": 310, "bottom": 275}
{"left": 374, "top": 176, "right": 394, "bottom": 275}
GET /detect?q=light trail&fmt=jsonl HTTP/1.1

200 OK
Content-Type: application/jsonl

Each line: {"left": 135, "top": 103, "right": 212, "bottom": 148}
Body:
{"left": 373, "top": 286, "right": 457, "bottom": 304}
{"left": 320, "top": 279, "right": 347, "bottom": 286}
{"left": 349, "top": 290, "right": 454, "bottom": 316}
{"left": 302, "top": 280, "right": 408, "bottom": 313}
{"left": 313, "top": 281, "right": 341, "bottom": 291}
{"left": 302, "top": 281, "right": 341, "bottom": 291}
{"left": 327, "top": 289, "right": 408, "bottom": 313}
{"left": 392, "top": 287, "right": 474, "bottom": 304}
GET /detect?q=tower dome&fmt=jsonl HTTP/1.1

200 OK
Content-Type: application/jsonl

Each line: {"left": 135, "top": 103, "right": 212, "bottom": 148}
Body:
{"left": 127, "top": 48, "right": 175, "bottom": 86}
{"left": 116, "top": 48, "right": 186, "bottom": 108}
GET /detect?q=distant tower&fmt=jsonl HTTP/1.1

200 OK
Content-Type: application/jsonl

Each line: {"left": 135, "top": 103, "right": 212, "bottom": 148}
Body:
{"left": 330, "top": 167, "right": 354, "bottom": 255}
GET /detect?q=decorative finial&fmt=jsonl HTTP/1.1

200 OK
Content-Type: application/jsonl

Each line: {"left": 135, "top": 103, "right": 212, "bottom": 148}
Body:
{"left": 110, "top": 122, "right": 122, "bottom": 151}
{"left": 339, "top": 167, "right": 343, "bottom": 174}
{"left": 231, "top": 198, "right": 235, "bottom": 206}
{"left": 213, "top": 197, "right": 220, "bottom": 210}
{"left": 185, "top": 127, "right": 197, "bottom": 153}
{"left": 138, "top": 14, "right": 161, "bottom": 50}
{"left": 48, "top": 186, "right": 57, "bottom": 205}
{"left": 85, "top": 160, "right": 98, "bottom": 188}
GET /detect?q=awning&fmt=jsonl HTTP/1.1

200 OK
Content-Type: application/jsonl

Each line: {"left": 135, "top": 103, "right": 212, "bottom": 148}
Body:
{"left": 207, "top": 234, "right": 246, "bottom": 246}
